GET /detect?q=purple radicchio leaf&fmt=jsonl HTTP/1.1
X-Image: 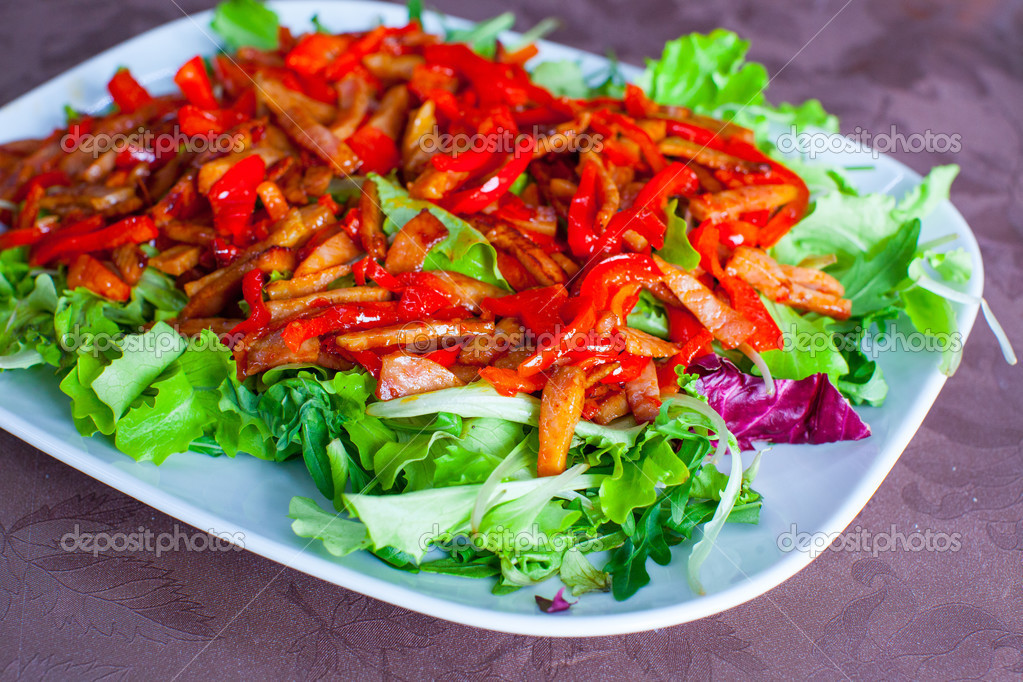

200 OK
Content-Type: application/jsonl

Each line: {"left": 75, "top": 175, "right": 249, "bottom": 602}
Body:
{"left": 689, "top": 354, "right": 870, "bottom": 450}
{"left": 535, "top": 588, "right": 577, "bottom": 613}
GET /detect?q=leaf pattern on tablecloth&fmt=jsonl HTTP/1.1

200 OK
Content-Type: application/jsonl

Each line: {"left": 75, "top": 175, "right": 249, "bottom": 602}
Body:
{"left": 0, "top": 493, "right": 214, "bottom": 646}
{"left": 808, "top": 558, "right": 1023, "bottom": 680}
{"left": 285, "top": 581, "right": 450, "bottom": 679}
{"left": 0, "top": 654, "right": 129, "bottom": 681}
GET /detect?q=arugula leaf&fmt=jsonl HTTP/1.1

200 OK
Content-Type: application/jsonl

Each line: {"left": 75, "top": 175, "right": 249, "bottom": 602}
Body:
{"left": 369, "top": 174, "right": 510, "bottom": 290}
{"left": 841, "top": 219, "right": 921, "bottom": 317}
{"left": 211, "top": 0, "right": 280, "bottom": 50}
{"left": 445, "top": 12, "right": 515, "bottom": 59}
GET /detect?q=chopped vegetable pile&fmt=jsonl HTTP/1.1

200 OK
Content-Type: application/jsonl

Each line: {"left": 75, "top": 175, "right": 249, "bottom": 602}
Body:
{"left": 0, "top": 0, "right": 1007, "bottom": 605}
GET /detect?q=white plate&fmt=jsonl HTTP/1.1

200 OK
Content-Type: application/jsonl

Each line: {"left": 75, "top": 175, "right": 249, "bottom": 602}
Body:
{"left": 0, "top": 1, "right": 982, "bottom": 636}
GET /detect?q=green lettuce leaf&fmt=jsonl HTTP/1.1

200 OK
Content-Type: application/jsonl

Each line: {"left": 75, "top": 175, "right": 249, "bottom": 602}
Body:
{"left": 211, "top": 0, "right": 279, "bottom": 50}
{"left": 369, "top": 174, "right": 510, "bottom": 290}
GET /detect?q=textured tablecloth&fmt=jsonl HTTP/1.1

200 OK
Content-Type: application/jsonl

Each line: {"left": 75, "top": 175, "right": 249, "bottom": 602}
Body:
{"left": 1, "top": 0, "right": 1021, "bottom": 679}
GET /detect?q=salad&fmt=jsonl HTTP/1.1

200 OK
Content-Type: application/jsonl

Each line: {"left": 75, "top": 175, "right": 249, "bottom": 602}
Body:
{"left": 0, "top": 0, "right": 1012, "bottom": 605}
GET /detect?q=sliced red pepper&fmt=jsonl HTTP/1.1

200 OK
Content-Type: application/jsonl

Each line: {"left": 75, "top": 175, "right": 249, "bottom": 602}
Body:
{"left": 212, "top": 237, "right": 241, "bottom": 268}
{"left": 518, "top": 295, "right": 597, "bottom": 377}
{"left": 30, "top": 215, "right": 156, "bottom": 266}
{"left": 665, "top": 119, "right": 728, "bottom": 151}
{"left": 281, "top": 301, "right": 402, "bottom": 353}
{"left": 719, "top": 276, "right": 782, "bottom": 352}
{"left": 229, "top": 270, "right": 271, "bottom": 338}
{"left": 346, "top": 125, "right": 401, "bottom": 175}
{"left": 174, "top": 56, "right": 218, "bottom": 110}
{"left": 286, "top": 33, "right": 351, "bottom": 76}
{"left": 341, "top": 349, "right": 384, "bottom": 378}
{"left": 178, "top": 104, "right": 245, "bottom": 137}
{"left": 316, "top": 193, "right": 341, "bottom": 218}
{"left": 479, "top": 366, "right": 547, "bottom": 396}
{"left": 208, "top": 154, "right": 266, "bottom": 243}
{"left": 339, "top": 207, "right": 361, "bottom": 239}
{"left": 440, "top": 136, "right": 535, "bottom": 214}
{"left": 578, "top": 253, "right": 663, "bottom": 314}
{"left": 591, "top": 206, "right": 667, "bottom": 255}
{"left": 481, "top": 284, "right": 567, "bottom": 335}
{"left": 67, "top": 254, "right": 131, "bottom": 302}
{"left": 16, "top": 184, "right": 45, "bottom": 232}
{"left": 107, "top": 69, "right": 153, "bottom": 114}
{"left": 408, "top": 63, "right": 458, "bottom": 102}
{"left": 601, "top": 353, "right": 649, "bottom": 384}
{"left": 631, "top": 161, "right": 700, "bottom": 217}
{"left": 424, "top": 344, "right": 461, "bottom": 367}
{"left": 353, "top": 258, "right": 402, "bottom": 291}
{"left": 567, "top": 163, "right": 600, "bottom": 259}
{"left": 623, "top": 83, "right": 659, "bottom": 119}
{"left": 13, "top": 170, "right": 70, "bottom": 203}
{"left": 595, "top": 109, "right": 667, "bottom": 172}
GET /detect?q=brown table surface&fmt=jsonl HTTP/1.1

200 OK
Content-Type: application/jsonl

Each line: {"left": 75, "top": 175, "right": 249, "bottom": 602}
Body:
{"left": 1, "top": 0, "right": 1021, "bottom": 678}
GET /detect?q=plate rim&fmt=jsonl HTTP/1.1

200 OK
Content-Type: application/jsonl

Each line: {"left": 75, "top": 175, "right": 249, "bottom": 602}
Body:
{"left": 0, "top": 0, "right": 984, "bottom": 636}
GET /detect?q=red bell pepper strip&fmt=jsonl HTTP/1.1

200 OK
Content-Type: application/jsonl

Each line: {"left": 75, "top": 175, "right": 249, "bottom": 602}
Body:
{"left": 286, "top": 33, "right": 350, "bottom": 76}
{"left": 316, "top": 193, "right": 341, "bottom": 218}
{"left": 212, "top": 237, "right": 241, "bottom": 268}
{"left": 424, "top": 344, "right": 462, "bottom": 367}
{"left": 322, "top": 25, "right": 413, "bottom": 81}
{"left": 174, "top": 56, "right": 218, "bottom": 110}
{"left": 631, "top": 161, "right": 700, "bottom": 217}
{"left": 229, "top": 270, "right": 271, "bottom": 338}
{"left": 590, "top": 206, "right": 667, "bottom": 255}
{"left": 346, "top": 125, "right": 401, "bottom": 175}
{"left": 719, "top": 139, "right": 810, "bottom": 247}
{"left": 16, "top": 184, "right": 45, "bottom": 232}
{"left": 481, "top": 284, "right": 567, "bottom": 335}
{"left": 689, "top": 223, "right": 781, "bottom": 352}
{"left": 107, "top": 69, "right": 152, "bottom": 114}
{"left": 0, "top": 226, "right": 47, "bottom": 250}
{"left": 339, "top": 207, "right": 361, "bottom": 239}
{"left": 479, "top": 366, "right": 547, "bottom": 396}
{"left": 30, "top": 216, "right": 157, "bottom": 266}
{"left": 623, "top": 84, "right": 659, "bottom": 119}
{"left": 208, "top": 155, "right": 266, "bottom": 243}
{"left": 28, "top": 215, "right": 104, "bottom": 265}
{"left": 281, "top": 301, "right": 402, "bottom": 353}
{"left": 595, "top": 109, "right": 667, "bottom": 172}
{"left": 719, "top": 276, "right": 782, "bottom": 352}
{"left": 578, "top": 254, "right": 664, "bottom": 314}
{"left": 567, "top": 163, "right": 600, "bottom": 259}
{"left": 600, "top": 353, "right": 649, "bottom": 384}
{"left": 518, "top": 295, "right": 597, "bottom": 377}
{"left": 178, "top": 105, "right": 245, "bottom": 137}
{"left": 665, "top": 119, "right": 728, "bottom": 151}
{"left": 13, "top": 170, "right": 70, "bottom": 202}
{"left": 353, "top": 258, "right": 403, "bottom": 291}
{"left": 440, "top": 136, "right": 536, "bottom": 214}
{"left": 342, "top": 349, "right": 385, "bottom": 378}
{"left": 67, "top": 254, "right": 131, "bottom": 302}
